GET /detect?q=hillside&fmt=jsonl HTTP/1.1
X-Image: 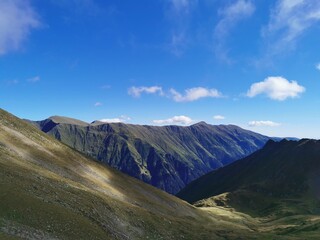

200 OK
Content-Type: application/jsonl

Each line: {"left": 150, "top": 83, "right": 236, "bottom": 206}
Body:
{"left": 31, "top": 117, "right": 270, "bottom": 194}
{"left": 177, "top": 139, "right": 320, "bottom": 237}
{"left": 178, "top": 139, "right": 320, "bottom": 216}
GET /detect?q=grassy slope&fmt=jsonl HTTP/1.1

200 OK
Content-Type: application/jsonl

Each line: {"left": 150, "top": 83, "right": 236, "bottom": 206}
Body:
{"left": 32, "top": 118, "right": 269, "bottom": 194}
{"left": 178, "top": 139, "right": 320, "bottom": 239}
{"left": 1, "top": 109, "right": 284, "bottom": 239}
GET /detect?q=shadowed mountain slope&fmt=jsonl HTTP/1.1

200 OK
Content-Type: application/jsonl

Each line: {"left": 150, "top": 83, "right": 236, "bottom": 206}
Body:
{"left": 177, "top": 139, "right": 320, "bottom": 238}
{"left": 31, "top": 117, "right": 270, "bottom": 194}
{"left": 178, "top": 139, "right": 320, "bottom": 215}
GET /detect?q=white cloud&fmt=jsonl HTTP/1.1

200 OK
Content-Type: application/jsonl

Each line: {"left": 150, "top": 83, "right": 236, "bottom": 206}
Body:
{"left": 213, "top": 115, "right": 225, "bottom": 120}
{"left": 94, "top": 102, "right": 102, "bottom": 107}
{"left": 316, "top": 63, "right": 320, "bottom": 71}
{"left": 248, "top": 121, "right": 281, "bottom": 127}
{"left": 166, "top": 0, "right": 197, "bottom": 56}
{"left": 170, "top": 31, "right": 187, "bottom": 57}
{"left": 0, "top": 0, "right": 40, "bottom": 55}
{"left": 153, "top": 115, "right": 193, "bottom": 125}
{"left": 27, "top": 76, "right": 40, "bottom": 83}
{"left": 128, "top": 86, "right": 163, "bottom": 97}
{"left": 99, "top": 115, "right": 131, "bottom": 123}
{"left": 214, "top": 0, "right": 255, "bottom": 61}
{"left": 247, "top": 76, "right": 305, "bottom": 101}
{"left": 263, "top": 0, "right": 320, "bottom": 54}
{"left": 170, "top": 87, "right": 222, "bottom": 102}
{"left": 171, "top": 0, "right": 189, "bottom": 13}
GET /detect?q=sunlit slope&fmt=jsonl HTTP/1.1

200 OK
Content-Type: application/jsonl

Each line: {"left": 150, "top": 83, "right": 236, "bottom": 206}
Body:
{"left": 32, "top": 117, "right": 269, "bottom": 194}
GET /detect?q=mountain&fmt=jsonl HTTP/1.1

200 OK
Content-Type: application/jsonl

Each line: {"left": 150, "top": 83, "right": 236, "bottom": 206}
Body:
{"left": 30, "top": 117, "right": 270, "bottom": 194}
{"left": 178, "top": 139, "right": 320, "bottom": 227}
{"left": 1, "top": 108, "right": 295, "bottom": 239}
{"left": 0, "top": 109, "right": 224, "bottom": 239}
{"left": 3, "top": 109, "right": 319, "bottom": 239}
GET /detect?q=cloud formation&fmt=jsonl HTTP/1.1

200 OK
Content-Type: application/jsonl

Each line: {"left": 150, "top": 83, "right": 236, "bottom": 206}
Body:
{"left": 170, "top": 0, "right": 191, "bottom": 14}
{"left": 263, "top": 0, "right": 320, "bottom": 54}
{"left": 0, "top": 0, "right": 40, "bottom": 55}
{"left": 153, "top": 115, "right": 193, "bottom": 125}
{"left": 128, "top": 86, "right": 163, "bottom": 97}
{"left": 94, "top": 102, "right": 102, "bottom": 107}
{"left": 27, "top": 76, "right": 40, "bottom": 83}
{"left": 248, "top": 120, "right": 281, "bottom": 127}
{"left": 316, "top": 63, "right": 320, "bottom": 71}
{"left": 247, "top": 76, "right": 305, "bottom": 101}
{"left": 214, "top": 0, "right": 255, "bottom": 61}
{"left": 99, "top": 115, "right": 131, "bottom": 123}
{"left": 213, "top": 115, "right": 225, "bottom": 120}
{"left": 166, "top": 0, "right": 198, "bottom": 56}
{"left": 170, "top": 87, "right": 222, "bottom": 102}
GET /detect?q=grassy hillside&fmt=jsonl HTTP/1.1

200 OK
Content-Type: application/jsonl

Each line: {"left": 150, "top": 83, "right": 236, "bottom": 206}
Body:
{"left": 31, "top": 117, "right": 269, "bottom": 194}
{"left": 178, "top": 139, "right": 320, "bottom": 238}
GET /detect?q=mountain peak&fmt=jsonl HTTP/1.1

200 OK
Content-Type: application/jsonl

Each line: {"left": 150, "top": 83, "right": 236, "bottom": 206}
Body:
{"left": 48, "top": 116, "right": 89, "bottom": 126}
{"left": 192, "top": 121, "right": 209, "bottom": 126}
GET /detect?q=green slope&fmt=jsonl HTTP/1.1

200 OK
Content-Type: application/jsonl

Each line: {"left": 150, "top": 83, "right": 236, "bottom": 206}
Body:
{"left": 31, "top": 117, "right": 270, "bottom": 194}
{"left": 178, "top": 139, "right": 320, "bottom": 238}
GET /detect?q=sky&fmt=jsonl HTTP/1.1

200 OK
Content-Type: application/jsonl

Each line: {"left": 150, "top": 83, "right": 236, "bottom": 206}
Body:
{"left": 0, "top": 0, "right": 320, "bottom": 138}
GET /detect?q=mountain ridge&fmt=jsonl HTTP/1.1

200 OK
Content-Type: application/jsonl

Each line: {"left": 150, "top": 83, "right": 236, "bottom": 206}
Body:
{"left": 0, "top": 108, "right": 227, "bottom": 239}
{"left": 30, "top": 116, "right": 271, "bottom": 193}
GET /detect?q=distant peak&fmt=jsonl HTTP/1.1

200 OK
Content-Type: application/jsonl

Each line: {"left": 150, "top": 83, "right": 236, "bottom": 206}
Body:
{"left": 264, "top": 139, "right": 277, "bottom": 147}
{"left": 192, "top": 121, "right": 209, "bottom": 126}
{"left": 47, "top": 116, "right": 88, "bottom": 126}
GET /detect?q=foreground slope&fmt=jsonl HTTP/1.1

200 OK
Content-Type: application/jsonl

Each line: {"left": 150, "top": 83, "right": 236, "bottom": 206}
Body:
{"left": 31, "top": 117, "right": 269, "bottom": 193}
{"left": 1, "top": 109, "right": 279, "bottom": 239}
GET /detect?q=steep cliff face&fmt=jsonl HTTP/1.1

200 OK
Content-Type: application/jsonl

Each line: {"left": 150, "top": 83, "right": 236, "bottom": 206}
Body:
{"left": 32, "top": 117, "right": 270, "bottom": 194}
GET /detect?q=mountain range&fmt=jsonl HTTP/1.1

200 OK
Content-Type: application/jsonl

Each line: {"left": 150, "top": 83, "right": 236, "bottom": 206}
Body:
{"left": 1, "top": 108, "right": 290, "bottom": 239}
{"left": 0, "top": 109, "right": 222, "bottom": 239}
{"left": 28, "top": 116, "right": 270, "bottom": 194}
{"left": 2, "top": 108, "right": 320, "bottom": 239}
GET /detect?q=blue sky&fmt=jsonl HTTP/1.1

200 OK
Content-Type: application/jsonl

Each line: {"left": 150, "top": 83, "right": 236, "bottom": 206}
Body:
{"left": 1, "top": 0, "right": 320, "bottom": 138}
